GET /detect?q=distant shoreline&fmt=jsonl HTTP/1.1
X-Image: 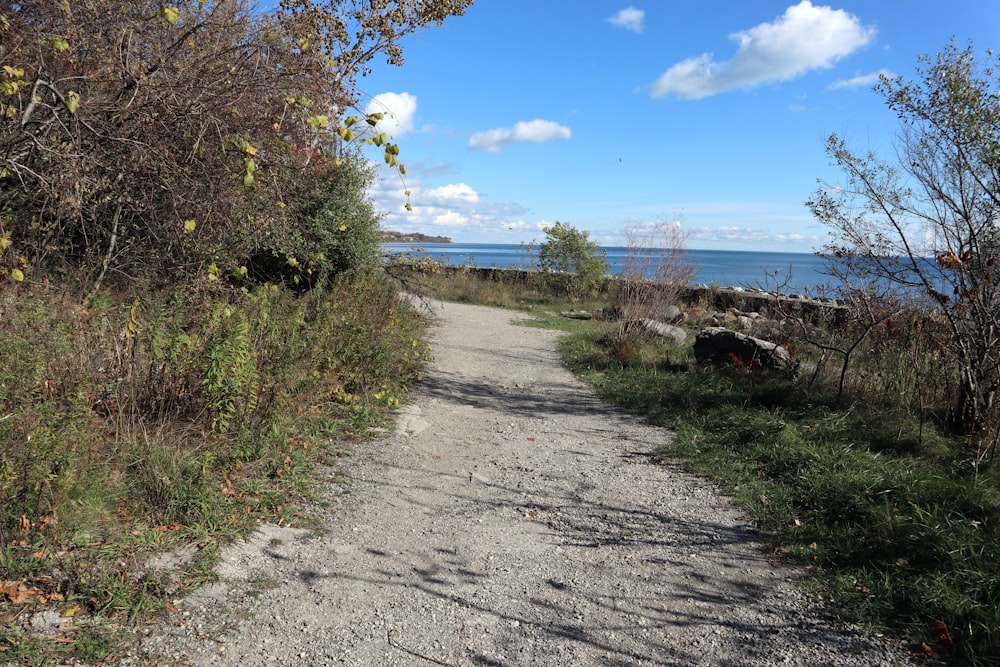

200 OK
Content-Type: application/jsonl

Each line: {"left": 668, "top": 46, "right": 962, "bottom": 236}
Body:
{"left": 381, "top": 230, "right": 453, "bottom": 244}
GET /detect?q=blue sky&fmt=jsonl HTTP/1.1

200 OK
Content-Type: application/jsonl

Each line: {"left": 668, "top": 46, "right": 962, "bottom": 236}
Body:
{"left": 354, "top": 1, "right": 999, "bottom": 252}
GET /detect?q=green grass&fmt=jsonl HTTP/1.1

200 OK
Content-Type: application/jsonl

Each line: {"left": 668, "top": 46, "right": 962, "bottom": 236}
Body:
{"left": 419, "top": 267, "right": 999, "bottom": 664}
{"left": 560, "top": 328, "right": 999, "bottom": 666}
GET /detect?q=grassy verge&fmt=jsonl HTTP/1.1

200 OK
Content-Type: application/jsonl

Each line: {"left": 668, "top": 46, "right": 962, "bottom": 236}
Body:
{"left": 560, "top": 325, "right": 998, "bottom": 666}
{"left": 418, "top": 267, "right": 998, "bottom": 665}
{"left": 0, "top": 272, "right": 429, "bottom": 664}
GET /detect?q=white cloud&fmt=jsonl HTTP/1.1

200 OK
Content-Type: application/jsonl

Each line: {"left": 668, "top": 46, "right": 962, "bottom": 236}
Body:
{"left": 468, "top": 119, "right": 572, "bottom": 153}
{"left": 364, "top": 92, "right": 418, "bottom": 135}
{"left": 371, "top": 163, "right": 531, "bottom": 237}
{"left": 608, "top": 7, "right": 645, "bottom": 33}
{"left": 647, "top": 1, "right": 875, "bottom": 100}
{"left": 424, "top": 183, "right": 481, "bottom": 206}
{"left": 827, "top": 68, "right": 893, "bottom": 90}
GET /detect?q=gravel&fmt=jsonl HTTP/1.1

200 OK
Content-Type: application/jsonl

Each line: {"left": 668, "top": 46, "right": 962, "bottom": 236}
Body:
{"left": 112, "top": 299, "right": 911, "bottom": 666}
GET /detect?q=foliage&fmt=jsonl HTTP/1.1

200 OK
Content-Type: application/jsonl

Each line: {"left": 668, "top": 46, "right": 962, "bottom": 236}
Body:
{"left": 537, "top": 221, "right": 609, "bottom": 299}
{"left": 249, "top": 146, "right": 384, "bottom": 287}
{"left": 809, "top": 40, "right": 1000, "bottom": 450}
{"left": 0, "top": 274, "right": 430, "bottom": 661}
{"left": 0, "top": 0, "right": 470, "bottom": 293}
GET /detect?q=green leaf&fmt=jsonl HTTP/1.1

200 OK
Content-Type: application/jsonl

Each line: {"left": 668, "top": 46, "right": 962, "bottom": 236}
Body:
{"left": 307, "top": 114, "right": 328, "bottom": 129}
{"left": 65, "top": 90, "right": 79, "bottom": 114}
{"left": 404, "top": 203, "right": 413, "bottom": 212}
{"left": 183, "top": 219, "right": 196, "bottom": 232}
{"left": 207, "top": 264, "right": 219, "bottom": 281}
{"left": 52, "top": 37, "right": 69, "bottom": 51}
{"left": 344, "top": 115, "right": 358, "bottom": 127}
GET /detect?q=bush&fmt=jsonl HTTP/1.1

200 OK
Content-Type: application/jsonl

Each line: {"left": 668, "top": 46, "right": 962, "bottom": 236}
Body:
{"left": 537, "top": 221, "right": 608, "bottom": 299}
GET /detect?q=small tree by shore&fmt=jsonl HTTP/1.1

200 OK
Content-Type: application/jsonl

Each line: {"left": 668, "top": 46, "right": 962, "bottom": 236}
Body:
{"left": 809, "top": 40, "right": 1000, "bottom": 457}
{"left": 537, "top": 222, "right": 609, "bottom": 300}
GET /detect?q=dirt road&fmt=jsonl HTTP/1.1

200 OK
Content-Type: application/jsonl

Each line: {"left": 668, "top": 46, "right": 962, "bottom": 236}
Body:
{"left": 125, "top": 300, "right": 908, "bottom": 666}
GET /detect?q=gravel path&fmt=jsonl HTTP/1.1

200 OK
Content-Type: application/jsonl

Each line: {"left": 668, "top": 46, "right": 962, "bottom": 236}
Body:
{"left": 123, "top": 300, "right": 910, "bottom": 666}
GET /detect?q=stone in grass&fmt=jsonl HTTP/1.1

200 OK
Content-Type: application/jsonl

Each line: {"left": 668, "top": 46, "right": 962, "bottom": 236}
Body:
{"left": 693, "top": 326, "right": 799, "bottom": 377}
{"left": 635, "top": 319, "right": 687, "bottom": 346}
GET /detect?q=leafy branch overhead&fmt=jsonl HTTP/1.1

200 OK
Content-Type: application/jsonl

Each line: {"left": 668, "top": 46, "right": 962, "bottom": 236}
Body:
{"left": 0, "top": 0, "right": 471, "bottom": 290}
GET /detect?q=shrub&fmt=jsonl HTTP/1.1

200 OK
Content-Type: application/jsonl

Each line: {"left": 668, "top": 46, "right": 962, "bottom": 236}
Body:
{"left": 537, "top": 221, "right": 609, "bottom": 299}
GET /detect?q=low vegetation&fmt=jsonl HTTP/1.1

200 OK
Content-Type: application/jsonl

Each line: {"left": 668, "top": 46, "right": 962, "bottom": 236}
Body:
{"left": 0, "top": 274, "right": 430, "bottom": 662}
{"left": 0, "top": 1, "right": 471, "bottom": 662}
{"left": 422, "top": 264, "right": 998, "bottom": 666}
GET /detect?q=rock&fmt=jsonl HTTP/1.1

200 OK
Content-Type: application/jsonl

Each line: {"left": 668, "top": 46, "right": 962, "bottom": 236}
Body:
{"left": 660, "top": 304, "right": 682, "bottom": 323}
{"left": 736, "top": 315, "right": 755, "bottom": 331}
{"left": 637, "top": 319, "right": 687, "bottom": 346}
{"left": 693, "top": 326, "right": 799, "bottom": 377}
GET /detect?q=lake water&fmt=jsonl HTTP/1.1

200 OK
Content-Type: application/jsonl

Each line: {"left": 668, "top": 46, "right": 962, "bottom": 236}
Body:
{"left": 383, "top": 242, "right": 837, "bottom": 295}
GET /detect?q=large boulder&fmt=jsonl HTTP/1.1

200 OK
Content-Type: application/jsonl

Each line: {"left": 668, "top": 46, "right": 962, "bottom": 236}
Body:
{"left": 693, "top": 327, "right": 799, "bottom": 377}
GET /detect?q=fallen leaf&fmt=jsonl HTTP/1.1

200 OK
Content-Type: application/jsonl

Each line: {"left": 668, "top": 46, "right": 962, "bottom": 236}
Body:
{"left": 60, "top": 604, "right": 82, "bottom": 618}
{"left": 809, "top": 542, "right": 818, "bottom": 550}
{"left": 527, "top": 437, "right": 536, "bottom": 441}
{"left": 526, "top": 510, "right": 538, "bottom": 518}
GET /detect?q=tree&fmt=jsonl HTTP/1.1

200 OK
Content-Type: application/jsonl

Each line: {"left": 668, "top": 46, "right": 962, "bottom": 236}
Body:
{"left": 808, "top": 40, "right": 1000, "bottom": 443}
{"left": 537, "top": 221, "right": 608, "bottom": 299}
{"left": 0, "top": 0, "right": 471, "bottom": 293}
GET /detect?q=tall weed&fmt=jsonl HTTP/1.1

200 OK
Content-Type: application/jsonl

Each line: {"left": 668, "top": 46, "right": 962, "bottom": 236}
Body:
{"left": 0, "top": 271, "right": 429, "bottom": 660}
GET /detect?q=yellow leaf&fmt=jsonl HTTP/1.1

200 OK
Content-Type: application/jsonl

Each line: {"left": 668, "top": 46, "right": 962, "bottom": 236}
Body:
{"left": 207, "top": 264, "right": 219, "bottom": 281}
{"left": 0, "top": 233, "right": 10, "bottom": 250}
{"left": 404, "top": 203, "right": 412, "bottom": 212}
{"left": 161, "top": 6, "right": 179, "bottom": 25}
{"left": 307, "top": 114, "right": 328, "bottom": 129}
{"left": 2, "top": 65, "right": 24, "bottom": 78}
{"left": 183, "top": 219, "right": 196, "bottom": 232}
{"left": 60, "top": 604, "right": 82, "bottom": 618}
{"left": 52, "top": 37, "right": 69, "bottom": 51}
{"left": 10, "top": 268, "right": 23, "bottom": 281}
{"left": 338, "top": 223, "right": 347, "bottom": 232}
{"left": 1, "top": 80, "right": 18, "bottom": 96}
{"left": 65, "top": 90, "right": 79, "bottom": 114}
